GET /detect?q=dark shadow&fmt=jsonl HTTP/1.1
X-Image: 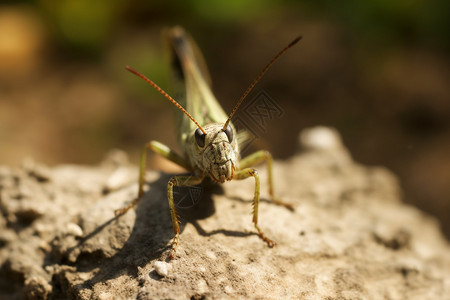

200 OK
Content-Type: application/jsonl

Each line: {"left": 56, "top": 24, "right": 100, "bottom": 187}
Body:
{"left": 174, "top": 178, "right": 223, "bottom": 222}
{"left": 52, "top": 171, "right": 281, "bottom": 295}
{"left": 226, "top": 194, "right": 271, "bottom": 205}
{"left": 69, "top": 174, "right": 179, "bottom": 289}
{"left": 63, "top": 216, "right": 120, "bottom": 261}
{"left": 190, "top": 220, "right": 256, "bottom": 239}
{"left": 61, "top": 172, "right": 231, "bottom": 293}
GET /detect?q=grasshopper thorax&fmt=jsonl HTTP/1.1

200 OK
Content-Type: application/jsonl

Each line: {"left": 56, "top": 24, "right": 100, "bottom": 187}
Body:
{"left": 189, "top": 123, "right": 238, "bottom": 183}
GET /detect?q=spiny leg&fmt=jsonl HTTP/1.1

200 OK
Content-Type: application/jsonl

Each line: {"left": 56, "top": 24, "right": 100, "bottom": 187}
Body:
{"left": 239, "top": 150, "right": 294, "bottom": 211}
{"left": 234, "top": 168, "right": 275, "bottom": 247}
{"left": 167, "top": 174, "right": 204, "bottom": 259}
{"left": 114, "top": 141, "right": 190, "bottom": 216}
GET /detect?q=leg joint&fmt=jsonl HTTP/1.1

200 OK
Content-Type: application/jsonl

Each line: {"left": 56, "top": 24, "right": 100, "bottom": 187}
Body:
{"left": 262, "top": 150, "right": 272, "bottom": 159}
{"left": 169, "top": 177, "right": 177, "bottom": 187}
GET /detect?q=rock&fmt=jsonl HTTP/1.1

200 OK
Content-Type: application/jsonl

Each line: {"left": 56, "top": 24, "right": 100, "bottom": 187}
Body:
{"left": 23, "top": 276, "right": 52, "bottom": 300}
{"left": 0, "top": 127, "right": 449, "bottom": 299}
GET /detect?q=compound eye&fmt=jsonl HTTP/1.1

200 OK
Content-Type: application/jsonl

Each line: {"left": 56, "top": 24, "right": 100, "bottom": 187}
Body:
{"left": 195, "top": 128, "right": 206, "bottom": 147}
{"left": 223, "top": 125, "right": 234, "bottom": 143}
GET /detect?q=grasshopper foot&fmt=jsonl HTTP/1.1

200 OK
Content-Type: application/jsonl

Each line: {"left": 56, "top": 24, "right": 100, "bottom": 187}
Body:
{"left": 271, "top": 197, "right": 295, "bottom": 212}
{"left": 254, "top": 224, "right": 276, "bottom": 247}
{"left": 114, "top": 198, "right": 139, "bottom": 216}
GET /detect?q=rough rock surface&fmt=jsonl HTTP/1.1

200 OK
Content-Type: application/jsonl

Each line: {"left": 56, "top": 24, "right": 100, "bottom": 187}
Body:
{"left": 0, "top": 127, "right": 449, "bottom": 299}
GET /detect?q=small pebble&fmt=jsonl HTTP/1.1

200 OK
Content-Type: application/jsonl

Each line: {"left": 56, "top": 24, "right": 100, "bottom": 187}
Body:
{"left": 154, "top": 261, "right": 171, "bottom": 277}
{"left": 66, "top": 222, "right": 84, "bottom": 237}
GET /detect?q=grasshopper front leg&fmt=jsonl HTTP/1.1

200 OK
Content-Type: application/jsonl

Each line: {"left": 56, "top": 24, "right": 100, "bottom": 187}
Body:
{"left": 114, "top": 140, "right": 202, "bottom": 259}
{"left": 167, "top": 174, "right": 203, "bottom": 259}
{"left": 114, "top": 141, "right": 190, "bottom": 215}
{"left": 234, "top": 167, "right": 276, "bottom": 247}
{"left": 239, "top": 150, "right": 294, "bottom": 211}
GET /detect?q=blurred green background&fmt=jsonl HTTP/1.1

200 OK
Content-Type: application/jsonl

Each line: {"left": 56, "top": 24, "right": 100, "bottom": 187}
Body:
{"left": 0, "top": 1, "right": 449, "bottom": 236}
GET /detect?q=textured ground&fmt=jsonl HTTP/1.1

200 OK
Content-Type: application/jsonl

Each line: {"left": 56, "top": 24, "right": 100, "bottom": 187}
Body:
{"left": 0, "top": 127, "right": 449, "bottom": 299}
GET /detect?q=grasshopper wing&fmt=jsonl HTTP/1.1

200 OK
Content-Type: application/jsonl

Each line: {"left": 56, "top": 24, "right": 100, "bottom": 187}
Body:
{"left": 165, "top": 27, "right": 229, "bottom": 147}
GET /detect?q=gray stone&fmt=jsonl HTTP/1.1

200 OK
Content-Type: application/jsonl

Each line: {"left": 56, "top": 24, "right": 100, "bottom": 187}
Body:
{"left": 0, "top": 128, "right": 449, "bottom": 299}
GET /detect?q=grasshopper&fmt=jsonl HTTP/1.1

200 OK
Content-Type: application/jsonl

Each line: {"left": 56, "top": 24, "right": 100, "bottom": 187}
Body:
{"left": 116, "top": 27, "right": 300, "bottom": 259}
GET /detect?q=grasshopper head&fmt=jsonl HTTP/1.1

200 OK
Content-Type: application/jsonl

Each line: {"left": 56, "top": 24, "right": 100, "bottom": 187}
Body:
{"left": 192, "top": 123, "right": 238, "bottom": 183}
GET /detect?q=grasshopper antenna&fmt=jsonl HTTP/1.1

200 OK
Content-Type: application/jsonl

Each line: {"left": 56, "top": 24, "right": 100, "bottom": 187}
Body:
{"left": 126, "top": 65, "right": 207, "bottom": 134}
{"left": 222, "top": 36, "right": 302, "bottom": 131}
